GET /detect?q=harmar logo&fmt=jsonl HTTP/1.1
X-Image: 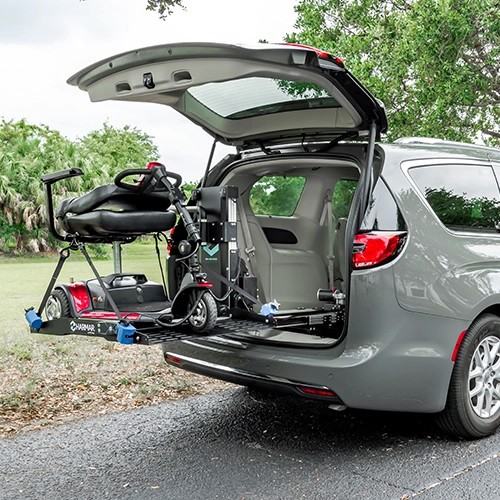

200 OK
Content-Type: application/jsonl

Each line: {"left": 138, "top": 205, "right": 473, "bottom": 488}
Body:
{"left": 203, "top": 244, "right": 219, "bottom": 260}
{"left": 69, "top": 320, "right": 95, "bottom": 334}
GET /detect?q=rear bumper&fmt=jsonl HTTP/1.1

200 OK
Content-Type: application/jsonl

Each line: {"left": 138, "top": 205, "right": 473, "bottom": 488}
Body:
{"left": 165, "top": 351, "right": 344, "bottom": 403}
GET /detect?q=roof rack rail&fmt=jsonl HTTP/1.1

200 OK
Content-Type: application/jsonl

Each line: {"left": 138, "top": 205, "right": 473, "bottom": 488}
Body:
{"left": 394, "top": 137, "right": 498, "bottom": 153}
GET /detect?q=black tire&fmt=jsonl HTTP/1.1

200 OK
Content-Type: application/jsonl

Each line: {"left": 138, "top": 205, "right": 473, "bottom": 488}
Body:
{"left": 188, "top": 291, "right": 217, "bottom": 333}
{"left": 436, "top": 314, "right": 500, "bottom": 439}
{"left": 46, "top": 288, "right": 72, "bottom": 320}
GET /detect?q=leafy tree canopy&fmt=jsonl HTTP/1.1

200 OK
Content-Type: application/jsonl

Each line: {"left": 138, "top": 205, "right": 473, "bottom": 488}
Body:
{"left": 78, "top": 123, "right": 158, "bottom": 189}
{"left": 145, "top": 0, "right": 184, "bottom": 18}
{"left": 0, "top": 120, "right": 158, "bottom": 254}
{"left": 287, "top": 0, "right": 499, "bottom": 145}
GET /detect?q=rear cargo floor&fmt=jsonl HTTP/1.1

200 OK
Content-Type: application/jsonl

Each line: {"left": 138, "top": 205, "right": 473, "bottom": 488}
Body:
{"left": 136, "top": 317, "right": 341, "bottom": 348}
{"left": 136, "top": 318, "right": 270, "bottom": 345}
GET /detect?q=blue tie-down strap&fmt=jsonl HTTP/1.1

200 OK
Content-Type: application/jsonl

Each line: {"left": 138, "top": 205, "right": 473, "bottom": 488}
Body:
{"left": 259, "top": 300, "right": 281, "bottom": 317}
{"left": 25, "top": 308, "right": 43, "bottom": 330}
{"left": 115, "top": 322, "right": 137, "bottom": 345}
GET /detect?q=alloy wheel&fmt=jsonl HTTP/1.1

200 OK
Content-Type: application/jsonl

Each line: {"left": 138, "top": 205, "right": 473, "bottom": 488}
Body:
{"left": 469, "top": 335, "right": 500, "bottom": 419}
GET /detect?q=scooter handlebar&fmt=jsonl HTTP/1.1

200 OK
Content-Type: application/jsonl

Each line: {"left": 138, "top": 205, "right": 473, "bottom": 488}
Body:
{"left": 114, "top": 168, "right": 152, "bottom": 192}
{"left": 115, "top": 167, "right": 183, "bottom": 192}
{"left": 163, "top": 171, "right": 182, "bottom": 188}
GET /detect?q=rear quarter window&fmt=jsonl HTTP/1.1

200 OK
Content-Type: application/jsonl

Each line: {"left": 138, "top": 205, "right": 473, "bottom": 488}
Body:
{"left": 361, "top": 179, "right": 407, "bottom": 231}
{"left": 330, "top": 178, "right": 406, "bottom": 230}
{"left": 409, "top": 165, "right": 500, "bottom": 233}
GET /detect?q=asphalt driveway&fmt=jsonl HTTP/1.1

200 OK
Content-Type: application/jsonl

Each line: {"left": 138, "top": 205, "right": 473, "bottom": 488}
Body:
{"left": 1, "top": 387, "right": 497, "bottom": 499}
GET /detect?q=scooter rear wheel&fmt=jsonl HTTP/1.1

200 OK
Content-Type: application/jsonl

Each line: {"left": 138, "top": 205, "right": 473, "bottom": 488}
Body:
{"left": 188, "top": 291, "right": 217, "bottom": 333}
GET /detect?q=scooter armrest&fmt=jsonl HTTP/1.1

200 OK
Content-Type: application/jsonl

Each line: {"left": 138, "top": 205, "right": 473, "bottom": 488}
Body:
{"left": 41, "top": 168, "right": 84, "bottom": 242}
{"left": 41, "top": 168, "right": 83, "bottom": 185}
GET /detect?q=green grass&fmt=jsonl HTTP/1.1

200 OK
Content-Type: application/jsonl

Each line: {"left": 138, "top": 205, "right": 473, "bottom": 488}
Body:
{"left": 0, "top": 241, "right": 166, "bottom": 342}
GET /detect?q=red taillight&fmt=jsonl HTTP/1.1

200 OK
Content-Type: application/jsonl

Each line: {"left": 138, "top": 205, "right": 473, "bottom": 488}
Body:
{"left": 166, "top": 354, "right": 183, "bottom": 365}
{"left": 297, "top": 386, "right": 338, "bottom": 398}
{"left": 67, "top": 283, "right": 91, "bottom": 313}
{"left": 352, "top": 232, "right": 406, "bottom": 269}
{"left": 197, "top": 282, "right": 214, "bottom": 288}
{"left": 282, "top": 43, "right": 344, "bottom": 67}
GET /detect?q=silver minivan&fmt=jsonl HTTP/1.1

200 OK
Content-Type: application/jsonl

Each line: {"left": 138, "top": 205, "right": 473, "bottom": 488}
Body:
{"left": 69, "top": 42, "right": 500, "bottom": 439}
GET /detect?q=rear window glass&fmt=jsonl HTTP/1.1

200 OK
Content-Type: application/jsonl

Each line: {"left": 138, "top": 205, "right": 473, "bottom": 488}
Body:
{"left": 188, "top": 77, "right": 340, "bottom": 120}
{"left": 360, "top": 179, "right": 406, "bottom": 231}
{"left": 250, "top": 176, "right": 306, "bottom": 216}
{"left": 410, "top": 165, "right": 500, "bottom": 232}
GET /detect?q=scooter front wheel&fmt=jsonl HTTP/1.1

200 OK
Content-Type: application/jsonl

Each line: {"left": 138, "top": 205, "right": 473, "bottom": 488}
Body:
{"left": 188, "top": 291, "right": 217, "bottom": 333}
{"left": 46, "top": 289, "right": 71, "bottom": 320}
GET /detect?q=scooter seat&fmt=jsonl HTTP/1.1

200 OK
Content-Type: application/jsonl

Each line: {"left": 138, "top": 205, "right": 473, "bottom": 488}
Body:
{"left": 56, "top": 184, "right": 176, "bottom": 237}
{"left": 56, "top": 184, "right": 171, "bottom": 216}
{"left": 61, "top": 210, "right": 176, "bottom": 236}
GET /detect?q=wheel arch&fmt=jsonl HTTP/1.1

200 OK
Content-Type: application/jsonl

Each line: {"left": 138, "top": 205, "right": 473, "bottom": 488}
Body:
{"left": 469, "top": 302, "right": 500, "bottom": 327}
{"left": 450, "top": 305, "right": 500, "bottom": 368}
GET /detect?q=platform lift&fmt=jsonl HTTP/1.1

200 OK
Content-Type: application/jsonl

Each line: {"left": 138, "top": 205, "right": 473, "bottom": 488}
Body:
{"left": 25, "top": 164, "right": 345, "bottom": 347}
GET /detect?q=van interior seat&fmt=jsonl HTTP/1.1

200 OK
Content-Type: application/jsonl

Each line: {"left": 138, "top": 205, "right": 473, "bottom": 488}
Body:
{"left": 243, "top": 215, "right": 329, "bottom": 310}
{"left": 227, "top": 159, "right": 360, "bottom": 311}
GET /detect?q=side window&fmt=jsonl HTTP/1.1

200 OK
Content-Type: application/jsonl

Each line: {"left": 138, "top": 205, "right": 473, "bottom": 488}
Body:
{"left": 249, "top": 176, "right": 306, "bottom": 216}
{"left": 332, "top": 179, "right": 358, "bottom": 220}
{"left": 361, "top": 179, "right": 407, "bottom": 231}
{"left": 410, "top": 165, "right": 500, "bottom": 232}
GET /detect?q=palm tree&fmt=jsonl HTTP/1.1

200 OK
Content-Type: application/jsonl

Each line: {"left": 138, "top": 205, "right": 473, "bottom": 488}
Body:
{"left": 0, "top": 119, "right": 159, "bottom": 254}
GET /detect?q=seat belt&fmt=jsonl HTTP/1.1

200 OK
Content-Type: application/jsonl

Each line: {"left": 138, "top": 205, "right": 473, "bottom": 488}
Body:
{"left": 319, "top": 188, "right": 335, "bottom": 288}
{"left": 237, "top": 198, "right": 267, "bottom": 303}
